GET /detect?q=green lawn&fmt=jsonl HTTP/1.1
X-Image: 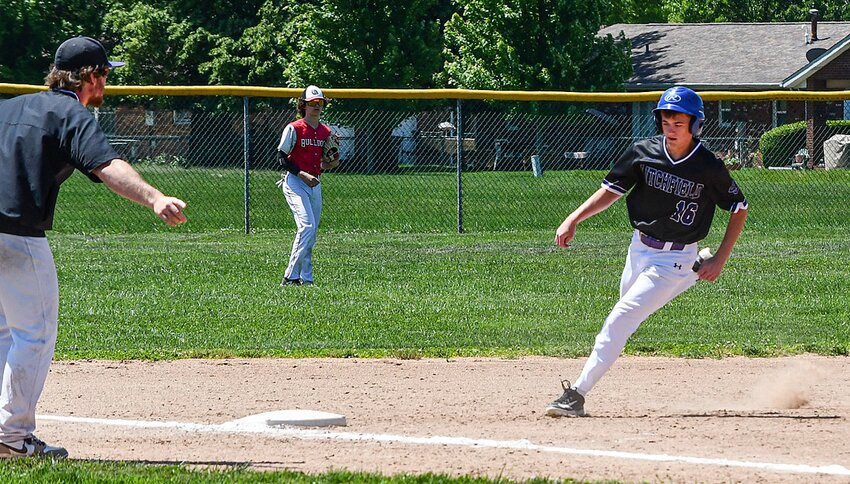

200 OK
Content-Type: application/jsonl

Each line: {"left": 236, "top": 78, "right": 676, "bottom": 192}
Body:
{"left": 0, "top": 459, "right": 605, "bottom": 484}
{"left": 54, "top": 167, "right": 850, "bottom": 233}
{"left": 52, "top": 228, "right": 849, "bottom": 360}
{"left": 48, "top": 167, "right": 850, "bottom": 359}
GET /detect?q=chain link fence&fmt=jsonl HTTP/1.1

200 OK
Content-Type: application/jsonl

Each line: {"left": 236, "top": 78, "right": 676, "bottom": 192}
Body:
{"left": 3, "top": 88, "right": 850, "bottom": 233}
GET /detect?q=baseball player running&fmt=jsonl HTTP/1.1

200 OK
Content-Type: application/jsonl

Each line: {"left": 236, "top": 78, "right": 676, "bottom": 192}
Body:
{"left": 547, "top": 86, "right": 748, "bottom": 417}
{"left": 277, "top": 85, "right": 339, "bottom": 286}
{"left": 0, "top": 36, "right": 187, "bottom": 458}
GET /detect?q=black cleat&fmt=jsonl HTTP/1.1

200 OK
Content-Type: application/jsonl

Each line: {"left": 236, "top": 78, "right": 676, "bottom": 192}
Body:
{"left": 546, "top": 380, "right": 586, "bottom": 417}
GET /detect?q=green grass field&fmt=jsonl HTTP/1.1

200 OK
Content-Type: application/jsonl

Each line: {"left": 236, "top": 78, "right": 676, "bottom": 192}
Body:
{"left": 48, "top": 167, "right": 850, "bottom": 359}
{"left": 0, "top": 459, "right": 598, "bottom": 484}
{"left": 52, "top": 229, "right": 849, "bottom": 360}
{"left": 20, "top": 168, "right": 850, "bottom": 481}
{"left": 54, "top": 167, "right": 850, "bottom": 233}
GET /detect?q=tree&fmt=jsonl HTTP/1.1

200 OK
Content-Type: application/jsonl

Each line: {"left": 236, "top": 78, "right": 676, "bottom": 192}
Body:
{"left": 818, "top": 1, "right": 850, "bottom": 21}
{"left": 200, "top": 0, "right": 297, "bottom": 87}
{"left": 441, "top": 0, "right": 632, "bottom": 92}
{"left": 147, "top": 0, "right": 265, "bottom": 38}
{"left": 283, "top": 0, "right": 444, "bottom": 89}
{"left": 0, "top": 0, "right": 106, "bottom": 84}
{"left": 103, "top": 3, "right": 217, "bottom": 88}
{"left": 606, "top": 0, "right": 850, "bottom": 24}
{"left": 663, "top": 0, "right": 808, "bottom": 22}
{"left": 606, "top": 0, "right": 666, "bottom": 23}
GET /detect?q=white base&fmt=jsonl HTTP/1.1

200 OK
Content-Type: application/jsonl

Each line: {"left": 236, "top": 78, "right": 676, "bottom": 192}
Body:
{"left": 231, "top": 410, "right": 347, "bottom": 428}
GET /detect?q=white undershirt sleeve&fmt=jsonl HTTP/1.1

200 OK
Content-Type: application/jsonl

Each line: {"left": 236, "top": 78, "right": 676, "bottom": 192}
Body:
{"left": 277, "top": 125, "right": 297, "bottom": 154}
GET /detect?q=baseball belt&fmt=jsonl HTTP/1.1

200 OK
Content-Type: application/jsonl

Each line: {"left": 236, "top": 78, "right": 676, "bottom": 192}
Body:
{"left": 639, "top": 232, "right": 686, "bottom": 251}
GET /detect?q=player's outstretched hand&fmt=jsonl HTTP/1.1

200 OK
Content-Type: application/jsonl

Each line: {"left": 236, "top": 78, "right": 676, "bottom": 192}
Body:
{"left": 555, "top": 218, "right": 577, "bottom": 248}
{"left": 154, "top": 196, "right": 187, "bottom": 227}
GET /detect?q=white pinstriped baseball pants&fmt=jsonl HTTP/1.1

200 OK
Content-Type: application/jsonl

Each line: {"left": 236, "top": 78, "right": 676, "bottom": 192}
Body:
{"left": 281, "top": 172, "right": 322, "bottom": 283}
{"left": 0, "top": 234, "right": 59, "bottom": 445}
{"left": 573, "top": 230, "right": 700, "bottom": 396}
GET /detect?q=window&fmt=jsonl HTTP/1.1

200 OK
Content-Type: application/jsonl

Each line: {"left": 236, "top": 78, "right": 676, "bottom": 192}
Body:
{"left": 718, "top": 100, "right": 732, "bottom": 128}
{"left": 173, "top": 110, "right": 192, "bottom": 125}
{"left": 773, "top": 100, "right": 788, "bottom": 127}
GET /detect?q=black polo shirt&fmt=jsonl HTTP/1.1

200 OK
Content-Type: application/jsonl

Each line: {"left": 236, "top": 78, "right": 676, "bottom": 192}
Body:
{"left": 0, "top": 90, "right": 119, "bottom": 236}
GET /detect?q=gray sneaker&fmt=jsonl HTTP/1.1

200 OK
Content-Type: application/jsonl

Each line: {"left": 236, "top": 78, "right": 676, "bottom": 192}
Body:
{"left": 546, "top": 380, "right": 586, "bottom": 417}
{"left": 0, "top": 435, "right": 68, "bottom": 459}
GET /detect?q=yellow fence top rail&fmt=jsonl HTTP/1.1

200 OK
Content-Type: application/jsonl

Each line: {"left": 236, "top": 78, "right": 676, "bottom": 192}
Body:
{"left": 2, "top": 83, "right": 850, "bottom": 102}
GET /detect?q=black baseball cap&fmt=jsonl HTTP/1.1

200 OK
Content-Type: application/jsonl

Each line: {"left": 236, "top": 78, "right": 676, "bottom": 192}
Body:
{"left": 54, "top": 36, "right": 125, "bottom": 71}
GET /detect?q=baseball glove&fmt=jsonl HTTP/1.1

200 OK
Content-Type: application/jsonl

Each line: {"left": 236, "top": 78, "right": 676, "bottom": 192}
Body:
{"left": 321, "top": 134, "right": 341, "bottom": 170}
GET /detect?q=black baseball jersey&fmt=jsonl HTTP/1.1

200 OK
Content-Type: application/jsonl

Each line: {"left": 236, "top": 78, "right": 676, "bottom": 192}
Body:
{"left": 602, "top": 135, "right": 747, "bottom": 244}
{"left": 0, "top": 90, "right": 118, "bottom": 237}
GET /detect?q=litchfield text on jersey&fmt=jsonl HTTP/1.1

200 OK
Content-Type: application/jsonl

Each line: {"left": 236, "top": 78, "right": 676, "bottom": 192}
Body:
{"left": 642, "top": 166, "right": 703, "bottom": 199}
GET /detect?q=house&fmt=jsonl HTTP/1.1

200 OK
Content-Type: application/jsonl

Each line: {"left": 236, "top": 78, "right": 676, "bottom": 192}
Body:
{"left": 599, "top": 13, "right": 850, "bottom": 166}
{"left": 98, "top": 107, "right": 194, "bottom": 163}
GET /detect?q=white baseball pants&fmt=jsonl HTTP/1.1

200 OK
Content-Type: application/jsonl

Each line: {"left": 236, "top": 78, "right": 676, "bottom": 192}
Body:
{"left": 0, "top": 234, "right": 59, "bottom": 445}
{"left": 282, "top": 172, "right": 322, "bottom": 283}
{"left": 574, "top": 230, "right": 700, "bottom": 396}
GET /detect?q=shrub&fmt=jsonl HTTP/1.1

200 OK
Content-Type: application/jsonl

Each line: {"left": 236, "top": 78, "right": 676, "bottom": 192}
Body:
{"left": 827, "top": 119, "right": 850, "bottom": 130}
{"left": 759, "top": 121, "right": 805, "bottom": 167}
{"left": 135, "top": 154, "right": 188, "bottom": 168}
{"left": 760, "top": 120, "right": 850, "bottom": 167}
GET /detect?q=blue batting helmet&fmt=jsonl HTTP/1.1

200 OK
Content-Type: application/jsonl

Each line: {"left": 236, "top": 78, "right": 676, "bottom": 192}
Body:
{"left": 654, "top": 86, "right": 705, "bottom": 135}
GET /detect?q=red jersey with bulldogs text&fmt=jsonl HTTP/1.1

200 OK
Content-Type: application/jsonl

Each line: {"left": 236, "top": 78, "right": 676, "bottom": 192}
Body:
{"left": 602, "top": 135, "right": 747, "bottom": 244}
{"left": 284, "top": 118, "right": 332, "bottom": 176}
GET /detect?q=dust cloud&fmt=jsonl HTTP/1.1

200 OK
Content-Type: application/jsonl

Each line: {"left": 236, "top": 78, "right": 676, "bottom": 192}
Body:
{"left": 748, "top": 360, "right": 824, "bottom": 409}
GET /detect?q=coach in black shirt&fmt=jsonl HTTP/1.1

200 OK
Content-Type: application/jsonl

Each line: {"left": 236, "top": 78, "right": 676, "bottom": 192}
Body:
{"left": 0, "top": 36, "right": 187, "bottom": 459}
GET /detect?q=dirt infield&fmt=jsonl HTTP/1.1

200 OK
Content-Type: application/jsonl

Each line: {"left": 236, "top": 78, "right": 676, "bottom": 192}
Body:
{"left": 37, "top": 355, "right": 850, "bottom": 483}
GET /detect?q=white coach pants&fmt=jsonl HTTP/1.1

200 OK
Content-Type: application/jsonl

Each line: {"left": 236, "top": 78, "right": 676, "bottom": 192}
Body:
{"left": 282, "top": 173, "right": 322, "bottom": 283}
{"left": 0, "top": 234, "right": 59, "bottom": 444}
{"left": 574, "top": 230, "right": 700, "bottom": 396}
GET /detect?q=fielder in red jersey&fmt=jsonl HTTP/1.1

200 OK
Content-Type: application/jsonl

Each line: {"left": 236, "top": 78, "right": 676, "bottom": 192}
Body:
{"left": 276, "top": 85, "right": 339, "bottom": 286}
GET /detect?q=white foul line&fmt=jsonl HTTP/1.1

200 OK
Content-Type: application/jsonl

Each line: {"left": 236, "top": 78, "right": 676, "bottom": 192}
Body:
{"left": 37, "top": 414, "right": 850, "bottom": 477}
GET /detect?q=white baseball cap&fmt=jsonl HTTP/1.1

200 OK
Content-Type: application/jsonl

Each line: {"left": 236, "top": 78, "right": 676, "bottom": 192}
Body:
{"left": 302, "top": 85, "right": 325, "bottom": 102}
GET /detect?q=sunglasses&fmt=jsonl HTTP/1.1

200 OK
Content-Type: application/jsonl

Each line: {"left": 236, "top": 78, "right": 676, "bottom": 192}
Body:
{"left": 306, "top": 100, "right": 325, "bottom": 108}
